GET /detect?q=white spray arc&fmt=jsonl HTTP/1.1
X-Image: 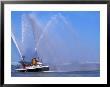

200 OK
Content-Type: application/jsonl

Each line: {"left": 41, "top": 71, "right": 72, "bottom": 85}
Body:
{"left": 11, "top": 32, "right": 22, "bottom": 57}
{"left": 21, "top": 14, "right": 42, "bottom": 60}
{"left": 12, "top": 12, "right": 79, "bottom": 64}
{"left": 12, "top": 13, "right": 83, "bottom": 71}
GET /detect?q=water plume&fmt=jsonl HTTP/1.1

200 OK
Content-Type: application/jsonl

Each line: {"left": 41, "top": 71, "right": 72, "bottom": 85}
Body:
{"left": 11, "top": 32, "right": 22, "bottom": 57}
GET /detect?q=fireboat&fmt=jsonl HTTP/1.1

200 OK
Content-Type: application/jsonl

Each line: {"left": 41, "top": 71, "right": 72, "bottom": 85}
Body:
{"left": 15, "top": 56, "right": 49, "bottom": 72}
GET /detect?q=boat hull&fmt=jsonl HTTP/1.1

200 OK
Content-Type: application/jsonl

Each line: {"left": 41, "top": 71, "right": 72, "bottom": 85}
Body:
{"left": 26, "top": 68, "right": 42, "bottom": 72}
{"left": 15, "top": 69, "right": 27, "bottom": 72}
{"left": 16, "top": 67, "right": 49, "bottom": 72}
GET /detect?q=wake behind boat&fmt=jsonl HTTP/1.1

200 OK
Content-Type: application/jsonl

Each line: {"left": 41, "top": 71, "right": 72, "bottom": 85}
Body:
{"left": 16, "top": 57, "right": 49, "bottom": 72}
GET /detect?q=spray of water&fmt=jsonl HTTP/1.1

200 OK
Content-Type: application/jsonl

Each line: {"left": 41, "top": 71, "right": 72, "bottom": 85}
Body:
{"left": 25, "top": 14, "right": 44, "bottom": 58}
{"left": 24, "top": 14, "right": 58, "bottom": 59}
{"left": 34, "top": 13, "right": 80, "bottom": 51}
{"left": 36, "top": 13, "right": 83, "bottom": 71}
{"left": 12, "top": 13, "right": 79, "bottom": 66}
{"left": 21, "top": 14, "right": 38, "bottom": 60}
{"left": 36, "top": 15, "right": 58, "bottom": 50}
{"left": 11, "top": 32, "right": 22, "bottom": 57}
{"left": 58, "top": 13, "right": 80, "bottom": 43}
{"left": 12, "top": 12, "right": 99, "bottom": 71}
{"left": 27, "top": 14, "right": 43, "bottom": 45}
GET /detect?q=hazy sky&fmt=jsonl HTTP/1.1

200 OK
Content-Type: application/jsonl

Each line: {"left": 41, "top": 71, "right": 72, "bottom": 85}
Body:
{"left": 11, "top": 11, "right": 100, "bottom": 66}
